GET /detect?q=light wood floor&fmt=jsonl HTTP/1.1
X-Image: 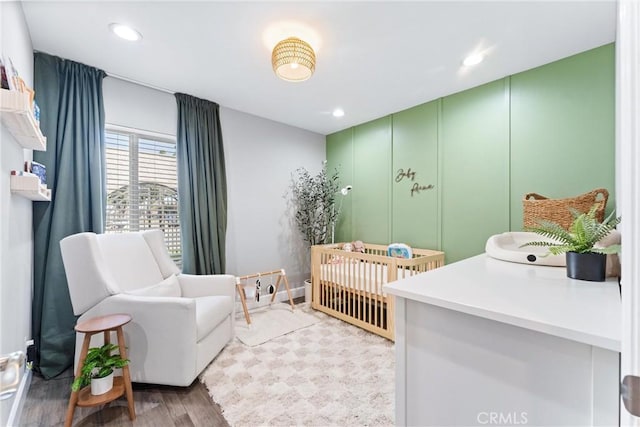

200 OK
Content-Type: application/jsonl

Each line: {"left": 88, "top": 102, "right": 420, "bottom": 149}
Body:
{"left": 21, "top": 368, "right": 229, "bottom": 427}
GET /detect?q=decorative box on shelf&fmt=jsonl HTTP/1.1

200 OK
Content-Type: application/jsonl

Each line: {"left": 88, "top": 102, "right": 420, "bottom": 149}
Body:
{"left": 0, "top": 89, "right": 46, "bottom": 151}
{"left": 10, "top": 174, "right": 51, "bottom": 201}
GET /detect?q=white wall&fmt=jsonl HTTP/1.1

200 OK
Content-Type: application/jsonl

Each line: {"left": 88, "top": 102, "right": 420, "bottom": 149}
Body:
{"left": 102, "top": 77, "right": 325, "bottom": 288}
{"left": 103, "top": 77, "right": 176, "bottom": 136}
{"left": 0, "top": 2, "right": 35, "bottom": 355}
{"left": 222, "top": 107, "right": 325, "bottom": 285}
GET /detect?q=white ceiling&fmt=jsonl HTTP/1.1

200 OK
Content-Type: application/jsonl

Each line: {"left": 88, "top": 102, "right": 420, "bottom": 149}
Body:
{"left": 21, "top": 1, "right": 616, "bottom": 135}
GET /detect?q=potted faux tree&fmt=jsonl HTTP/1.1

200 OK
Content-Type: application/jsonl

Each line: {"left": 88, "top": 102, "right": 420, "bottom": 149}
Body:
{"left": 290, "top": 163, "right": 341, "bottom": 247}
{"left": 290, "top": 163, "right": 341, "bottom": 302}
{"left": 71, "top": 343, "right": 129, "bottom": 395}
{"left": 522, "top": 204, "right": 621, "bottom": 281}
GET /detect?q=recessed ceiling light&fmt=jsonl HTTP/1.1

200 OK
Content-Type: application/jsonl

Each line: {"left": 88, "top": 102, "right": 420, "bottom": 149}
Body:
{"left": 109, "top": 23, "right": 142, "bottom": 42}
{"left": 462, "top": 53, "right": 484, "bottom": 67}
{"left": 332, "top": 108, "right": 345, "bottom": 118}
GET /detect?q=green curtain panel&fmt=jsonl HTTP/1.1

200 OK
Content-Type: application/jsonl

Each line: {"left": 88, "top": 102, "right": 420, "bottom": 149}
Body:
{"left": 32, "top": 53, "right": 106, "bottom": 378}
{"left": 175, "top": 93, "right": 227, "bottom": 274}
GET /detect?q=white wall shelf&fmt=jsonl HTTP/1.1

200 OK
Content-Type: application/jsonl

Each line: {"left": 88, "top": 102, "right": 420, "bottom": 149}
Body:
{"left": 0, "top": 89, "right": 46, "bottom": 151}
{"left": 10, "top": 175, "right": 51, "bottom": 201}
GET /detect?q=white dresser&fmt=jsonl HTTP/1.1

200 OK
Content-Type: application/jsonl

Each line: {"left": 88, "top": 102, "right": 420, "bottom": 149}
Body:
{"left": 384, "top": 254, "right": 621, "bottom": 427}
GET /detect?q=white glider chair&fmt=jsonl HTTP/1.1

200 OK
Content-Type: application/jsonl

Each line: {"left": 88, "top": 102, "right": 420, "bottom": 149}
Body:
{"left": 60, "top": 230, "right": 235, "bottom": 386}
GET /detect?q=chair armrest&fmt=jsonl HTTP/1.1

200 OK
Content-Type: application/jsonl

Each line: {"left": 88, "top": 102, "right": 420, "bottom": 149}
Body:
{"left": 178, "top": 274, "right": 236, "bottom": 299}
{"left": 83, "top": 294, "right": 197, "bottom": 336}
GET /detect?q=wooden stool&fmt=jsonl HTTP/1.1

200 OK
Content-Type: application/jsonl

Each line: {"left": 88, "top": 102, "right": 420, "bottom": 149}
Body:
{"left": 65, "top": 313, "right": 136, "bottom": 427}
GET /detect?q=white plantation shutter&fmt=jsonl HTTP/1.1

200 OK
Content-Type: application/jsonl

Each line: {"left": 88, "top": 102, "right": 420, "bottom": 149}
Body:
{"left": 105, "top": 127, "right": 181, "bottom": 265}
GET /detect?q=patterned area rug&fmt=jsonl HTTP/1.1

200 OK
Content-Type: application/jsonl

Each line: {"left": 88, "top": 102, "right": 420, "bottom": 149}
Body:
{"left": 235, "top": 303, "right": 322, "bottom": 346}
{"left": 200, "top": 306, "right": 395, "bottom": 426}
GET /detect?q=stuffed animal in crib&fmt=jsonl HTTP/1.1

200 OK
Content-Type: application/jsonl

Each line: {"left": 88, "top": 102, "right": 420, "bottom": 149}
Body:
{"left": 352, "top": 240, "right": 365, "bottom": 253}
{"left": 342, "top": 242, "right": 353, "bottom": 252}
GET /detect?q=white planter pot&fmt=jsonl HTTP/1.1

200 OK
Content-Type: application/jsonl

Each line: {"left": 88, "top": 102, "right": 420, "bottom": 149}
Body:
{"left": 91, "top": 372, "right": 114, "bottom": 396}
{"left": 304, "top": 279, "right": 312, "bottom": 303}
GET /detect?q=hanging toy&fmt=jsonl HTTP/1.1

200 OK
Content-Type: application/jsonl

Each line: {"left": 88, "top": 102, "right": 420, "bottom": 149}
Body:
{"left": 267, "top": 273, "right": 275, "bottom": 294}
{"left": 255, "top": 278, "right": 261, "bottom": 302}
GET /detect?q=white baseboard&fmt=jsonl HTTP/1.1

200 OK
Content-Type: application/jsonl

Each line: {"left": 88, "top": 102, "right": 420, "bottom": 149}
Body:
{"left": 235, "top": 286, "right": 304, "bottom": 314}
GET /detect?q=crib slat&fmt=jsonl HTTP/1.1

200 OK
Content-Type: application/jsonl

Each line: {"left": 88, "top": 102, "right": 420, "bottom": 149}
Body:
{"left": 347, "top": 258, "right": 352, "bottom": 318}
{"left": 347, "top": 260, "right": 351, "bottom": 320}
{"left": 373, "top": 260, "right": 378, "bottom": 328}
{"left": 331, "top": 257, "right": 336, "bottom": 312}
{"left": 365, "top": 261, "right": 370, "bottom": 325}
{"left": 356, "top": 260, "right": 361, "bottom": 322}
{"left": 367, "top": 261, "right": 372, "bottom": 325}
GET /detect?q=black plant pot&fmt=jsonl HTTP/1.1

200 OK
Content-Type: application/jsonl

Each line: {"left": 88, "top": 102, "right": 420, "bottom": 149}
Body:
{"left": 566, "top": 251, "right": 606, "bottom": 282}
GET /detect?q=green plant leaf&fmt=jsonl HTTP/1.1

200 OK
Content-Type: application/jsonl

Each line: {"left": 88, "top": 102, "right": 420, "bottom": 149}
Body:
{"left": 522, "top": 203, "right": 620, "bottom": 256}
{"left": 96, "top": 367, "right": 114, "bottom": 378}
{"left": 592, "top": 244, "right": 621, "bottom": 254}
{"left": 289, "top": 163, "right": 341, "bottom": 246}
{"left": 69, "top": 343, "right": 129, "bottom": 392}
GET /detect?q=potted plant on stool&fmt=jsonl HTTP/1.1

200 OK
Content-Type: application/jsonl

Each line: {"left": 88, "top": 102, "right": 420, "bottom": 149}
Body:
{"left": 522, "top": 204, "right": 621, "bottom": 282}
{"left": 71, "top": 343, "right": 129, "bottom": 395}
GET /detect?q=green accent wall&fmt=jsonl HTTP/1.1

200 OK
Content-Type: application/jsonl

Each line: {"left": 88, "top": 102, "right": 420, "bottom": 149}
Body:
{"left": 510, "top": 45, "right": 616, "bottom": 229}
{"left": 326, "top": 44, "right": 615, "bottom": 263}
{"left": 441, "top": 79, "right": 510, "bottom": 263}
{"left": 352, "top": 116, "right": 392, "bottom": 244}
{"left": 392, "top": 101, "right": 439, "bottom": 249}
{"left": 326, "top": 128, "right": 354, "bottom": 242}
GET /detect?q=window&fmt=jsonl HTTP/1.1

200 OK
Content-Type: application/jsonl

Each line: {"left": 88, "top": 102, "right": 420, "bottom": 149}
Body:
{"left": 105, "top": 127, "right": 181, "bottom": 265}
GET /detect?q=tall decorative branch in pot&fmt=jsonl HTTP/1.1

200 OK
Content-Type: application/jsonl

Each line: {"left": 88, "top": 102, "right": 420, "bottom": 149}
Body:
{"left": 290, "top": 164, "right": 341, "bottom": 246}
{"left": 521, "top": 205, "right": 621, "bottom": 282}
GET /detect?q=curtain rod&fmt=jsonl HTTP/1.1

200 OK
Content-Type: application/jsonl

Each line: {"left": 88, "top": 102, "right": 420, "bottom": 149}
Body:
{"left": 106, "top": 72, "right": 175, "bottom": 95}
{"left": 33, "top": 50, "right": 175, "bottom": 95}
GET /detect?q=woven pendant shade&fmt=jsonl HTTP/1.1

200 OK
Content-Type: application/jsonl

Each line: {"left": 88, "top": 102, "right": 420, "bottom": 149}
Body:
{"left": 271, "top": 37, "right": 316, "bottom": 82}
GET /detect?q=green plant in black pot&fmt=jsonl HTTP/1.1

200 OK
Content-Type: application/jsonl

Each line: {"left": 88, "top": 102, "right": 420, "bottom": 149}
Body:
{"left": 71, "top": 343, "right": 129, "bottom": 392}
{"left": 521, "top": 204, "right": 621, "bottom": 281}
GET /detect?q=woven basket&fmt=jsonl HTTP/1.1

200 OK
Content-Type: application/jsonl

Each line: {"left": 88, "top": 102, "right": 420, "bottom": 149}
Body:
{"left": 523, "top": 188, "right": 608, "bottom": 230}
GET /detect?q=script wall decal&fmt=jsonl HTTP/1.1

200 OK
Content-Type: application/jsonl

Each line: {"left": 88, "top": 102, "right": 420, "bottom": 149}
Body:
{"left": 395, "top": 168, "right": 435, "bottom": 197}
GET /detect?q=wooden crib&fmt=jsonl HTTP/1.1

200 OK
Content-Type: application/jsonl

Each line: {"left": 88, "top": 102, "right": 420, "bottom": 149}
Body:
{"left": 311, "top": 243, "right": 444, "bottom": 340}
